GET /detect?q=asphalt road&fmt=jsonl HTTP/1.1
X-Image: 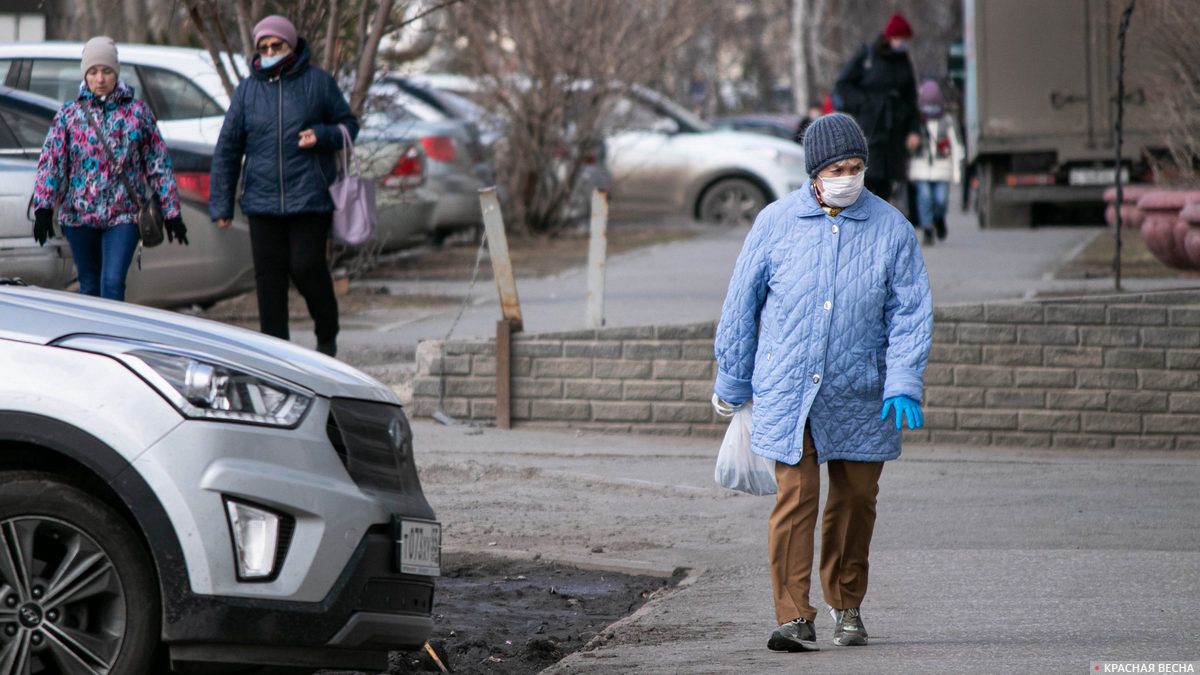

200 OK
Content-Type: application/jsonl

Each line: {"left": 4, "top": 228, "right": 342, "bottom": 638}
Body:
{"left": 411, "top": 420, "right": 1200, "bottom": 674}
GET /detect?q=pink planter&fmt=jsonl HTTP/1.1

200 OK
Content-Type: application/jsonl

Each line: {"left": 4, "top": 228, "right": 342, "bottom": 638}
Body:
{"left": 1103, "top": 185, "right": 1155, "bottom": 230}
{"left": 1177, "top": 201, "right": 1200, "bottom": 268}
{"left": 1136, "top": 190, "right": 1200, "bottom": 271}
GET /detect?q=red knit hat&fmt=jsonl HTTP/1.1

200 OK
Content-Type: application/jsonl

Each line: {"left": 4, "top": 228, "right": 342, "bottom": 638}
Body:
{"left": 882, "top": 12, "right": 913, "bottom": 40}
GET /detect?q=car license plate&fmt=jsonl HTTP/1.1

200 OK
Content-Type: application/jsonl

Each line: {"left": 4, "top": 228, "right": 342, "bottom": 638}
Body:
{"left": 393, "top": 517, "right": 441, "bottom": 576}
{"left": 1068, "top": 167, "right": 1128, "bottom": 186}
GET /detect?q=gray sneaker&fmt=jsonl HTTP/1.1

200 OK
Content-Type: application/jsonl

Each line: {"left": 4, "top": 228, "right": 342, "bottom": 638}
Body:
{"left": 830, "top": 607, "right": 868, "bottom": 646}
{"left": 767, "top": 617, "right": 819, "bottom": 652}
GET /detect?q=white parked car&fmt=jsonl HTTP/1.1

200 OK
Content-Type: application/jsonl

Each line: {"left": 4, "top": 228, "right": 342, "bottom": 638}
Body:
{"left": 602, "top": 87, "right": 808, "bottom": 226}
{"left": 401, "top": 76, "right": 806, "bottom": 226}
{"left": 0, "top": 42, "right": 239, "bottom": 146}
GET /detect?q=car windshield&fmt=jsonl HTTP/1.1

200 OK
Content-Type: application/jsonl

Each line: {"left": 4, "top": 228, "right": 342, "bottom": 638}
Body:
{"left": 634, "top": 88, "right": 713, "bottom": 133}
{"left": 430, "top": 87, "right": 486, "bottom": 122}
{"left": 366, "top": 84, "right": 447, "bottom": 124}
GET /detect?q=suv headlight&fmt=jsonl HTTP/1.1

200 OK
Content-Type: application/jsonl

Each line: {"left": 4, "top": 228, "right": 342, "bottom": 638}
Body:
{"left": 57, "top": 336, "right": 312, "bottom": 427}
{"left": 132, "top": 350, "right": 311, "bottom": 426}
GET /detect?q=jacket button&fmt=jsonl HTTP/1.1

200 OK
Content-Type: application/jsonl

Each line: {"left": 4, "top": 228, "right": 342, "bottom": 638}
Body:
{"left": 832, "top": 225, "right": 839, "bottom": 234}
{"left": 823, "top": 300, "right": 832, "bottom": 311}
{"left": 812, "top": 374, "right": 821, "bottom": 384}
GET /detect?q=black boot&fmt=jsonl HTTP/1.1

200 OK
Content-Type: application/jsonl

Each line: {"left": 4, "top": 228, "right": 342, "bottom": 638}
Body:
{"left": 923, "top": 228, "right": 935, "bottom": 245}
{"left": 935, "top": 216, "right": 947, "bottom": 240}
{"left": 317, "top": 340, "right": 338, "bottom": 358}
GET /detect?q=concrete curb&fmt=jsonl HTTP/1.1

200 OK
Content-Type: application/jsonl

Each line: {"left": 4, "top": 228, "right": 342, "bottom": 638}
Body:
{"left": 443, "top": 545, "right": 690, "bottom": 579}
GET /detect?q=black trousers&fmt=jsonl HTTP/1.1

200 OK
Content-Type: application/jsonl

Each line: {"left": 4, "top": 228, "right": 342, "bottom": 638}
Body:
{"left": 247, "top": 213, "right": 339, "bottom": 345}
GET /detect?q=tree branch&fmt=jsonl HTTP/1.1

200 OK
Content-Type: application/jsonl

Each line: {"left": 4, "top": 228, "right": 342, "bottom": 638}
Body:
{"left": 349, "top": 0, "right": 395, "bottom": 116}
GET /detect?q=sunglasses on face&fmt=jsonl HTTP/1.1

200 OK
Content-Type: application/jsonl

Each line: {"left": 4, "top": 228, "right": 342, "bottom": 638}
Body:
{"left": 257, "top": 41, "right": 287, "bottom": 55}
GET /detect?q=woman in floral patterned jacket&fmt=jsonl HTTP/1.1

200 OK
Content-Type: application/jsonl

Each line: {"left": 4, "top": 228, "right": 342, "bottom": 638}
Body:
{"left": 31, "top": 36, "right": 187, "bottom": 301}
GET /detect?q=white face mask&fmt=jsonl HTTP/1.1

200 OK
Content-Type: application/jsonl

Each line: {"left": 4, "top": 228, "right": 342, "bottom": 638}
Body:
{"left": 817, "top": 172, "right": 865, "bottom": 207}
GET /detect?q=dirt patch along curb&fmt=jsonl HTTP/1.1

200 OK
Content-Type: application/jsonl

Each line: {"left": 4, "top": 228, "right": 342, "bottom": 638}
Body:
{"left": 382, "top": 552, "right": 681, "bottom": 675}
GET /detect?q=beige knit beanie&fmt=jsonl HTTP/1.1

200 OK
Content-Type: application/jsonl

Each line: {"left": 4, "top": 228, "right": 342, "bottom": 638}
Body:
{"left": 81, "top": 36, "right": 119, "bottom": 78}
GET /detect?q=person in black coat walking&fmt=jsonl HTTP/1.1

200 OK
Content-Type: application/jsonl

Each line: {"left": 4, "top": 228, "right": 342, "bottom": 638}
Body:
{"left": 210, "top": 14, "right": 358, "bottom": 358}
{"left": 833, "top": 12, "right": 921, "bottom": 203}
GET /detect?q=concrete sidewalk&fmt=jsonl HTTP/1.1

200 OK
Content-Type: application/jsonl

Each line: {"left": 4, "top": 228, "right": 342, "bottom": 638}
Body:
{"left": 327, "top": 202, "right": 1200, "bottom": 364}
{"left": 412, "top": 420, "right": 1200, "bottom": 674}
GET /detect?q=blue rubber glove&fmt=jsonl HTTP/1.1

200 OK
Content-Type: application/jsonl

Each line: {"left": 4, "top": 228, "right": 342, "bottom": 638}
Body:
{"left": 881, "top": 395, "right": 924, "bottom": 430}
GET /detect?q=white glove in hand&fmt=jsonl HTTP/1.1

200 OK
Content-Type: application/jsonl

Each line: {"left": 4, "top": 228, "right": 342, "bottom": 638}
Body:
{"left": 712, "top": 393, "right": 745, "bottom": 417}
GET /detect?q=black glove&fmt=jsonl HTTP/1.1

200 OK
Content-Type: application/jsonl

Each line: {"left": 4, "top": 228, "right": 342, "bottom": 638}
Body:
{"left": 33, "top": 209, "right": 54, "bottom": 246}
{"left": 165, "top": 215, "right": 188, "bottom": 245}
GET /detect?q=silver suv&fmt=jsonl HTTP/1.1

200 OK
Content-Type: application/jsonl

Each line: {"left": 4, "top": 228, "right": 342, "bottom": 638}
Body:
{"left": 0, "top": 281, "right": 440, "bottom": 673}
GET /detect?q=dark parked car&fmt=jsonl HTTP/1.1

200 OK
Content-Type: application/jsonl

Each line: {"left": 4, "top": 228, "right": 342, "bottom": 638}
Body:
{"left": 365, "top": 81, "right": 491, "bottom": 243}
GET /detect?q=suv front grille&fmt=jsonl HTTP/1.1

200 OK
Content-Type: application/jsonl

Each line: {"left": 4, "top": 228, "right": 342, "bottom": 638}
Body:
{"left": 326, "top": 399, "right": 416, "bottom": 494}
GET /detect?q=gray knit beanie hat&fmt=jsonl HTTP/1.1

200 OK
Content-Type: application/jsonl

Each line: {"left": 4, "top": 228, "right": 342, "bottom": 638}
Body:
{"left": 81, "top": 36, "right": 119, "bottom": 78}
{"left": 802, "top": 112, "right": 868, "bottom": 177}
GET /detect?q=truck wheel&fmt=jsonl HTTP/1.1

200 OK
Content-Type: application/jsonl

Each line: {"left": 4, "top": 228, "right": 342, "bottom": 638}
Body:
{"left": 697, "top": 178, "right": 767, "bottom": 227}
{"left": 978, "top": 162, "right": 1032, "bottom": 228}
{"left": 0, "top": 472, "right": 160, "bottom": 674}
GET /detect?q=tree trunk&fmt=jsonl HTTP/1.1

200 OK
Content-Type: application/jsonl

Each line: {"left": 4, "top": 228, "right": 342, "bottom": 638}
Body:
{"left": 349, "top": 0, "right": 395, "bottom": 116}
{"left": 86, "top": 0, "right": 105, "bottom": 39}
{"left": 235, "top": 0, "right": 256, "bottom": 61}
{"left": 791, "top": 0, "right": 809, "bottom": 112}
{"left": 184, "top": 0, "right": 238, "bottom": 98}
{"left": 323, "top": 0, "right": 341, "bottom": 72}
{"left": 210, "top": 4, "right": 246, "bottom": 82}
{"left": 123, "top": 0, "right": 147, "bottom": 43}
{"left": 807, "top": 0, "right": 829, "bottom": 101}
{"left": 145, "top": 0, "right": 173, "bottom": 43}
{"left": 355, "top": 0, "right": 372, "bottom": 66}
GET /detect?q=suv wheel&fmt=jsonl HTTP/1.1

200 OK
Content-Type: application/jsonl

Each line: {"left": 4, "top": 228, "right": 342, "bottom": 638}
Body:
{"left": 697, "top": 177, "right": 767, "bottom": 227}
{"left": 0, "top": 472, "right": 159, "bottom": 674}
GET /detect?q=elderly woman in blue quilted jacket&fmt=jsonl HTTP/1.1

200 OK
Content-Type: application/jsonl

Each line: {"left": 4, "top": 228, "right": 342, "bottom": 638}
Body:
{"left": 210, "top": 15, "right": 358, "bottom": 358}
{"left": 713, "top": 112, "right": 932, "bottom": 654}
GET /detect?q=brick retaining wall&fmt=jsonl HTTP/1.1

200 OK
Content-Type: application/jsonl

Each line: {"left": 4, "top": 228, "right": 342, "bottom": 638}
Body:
{"left": 410, "top": 324, "right": 726, "bottom": 436}
{"left": 411, "top": 290, "right": 1200, "bottom": 448}
{"left": 916, "top": 289, "right": 1200, "bottom": 449}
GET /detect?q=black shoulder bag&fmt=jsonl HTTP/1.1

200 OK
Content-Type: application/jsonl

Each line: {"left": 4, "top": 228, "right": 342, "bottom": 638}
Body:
{"left": 83, "top": 108, "right": 165, "bottom": 247}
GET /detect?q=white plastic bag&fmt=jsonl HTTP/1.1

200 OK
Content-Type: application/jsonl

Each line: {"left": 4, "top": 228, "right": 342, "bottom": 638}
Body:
{"left": 713, "top": 402, "right": 777, "bottom": 495}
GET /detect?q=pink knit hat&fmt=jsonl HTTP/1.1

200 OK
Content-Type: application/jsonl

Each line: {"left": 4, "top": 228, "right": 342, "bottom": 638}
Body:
{"left": 253, "top": 15, "right": 298, "bottom": 49}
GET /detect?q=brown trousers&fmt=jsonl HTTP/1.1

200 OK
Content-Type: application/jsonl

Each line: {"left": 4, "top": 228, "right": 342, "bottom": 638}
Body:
{"left": 768, "top": 426, "right": 884, "bottom": 625}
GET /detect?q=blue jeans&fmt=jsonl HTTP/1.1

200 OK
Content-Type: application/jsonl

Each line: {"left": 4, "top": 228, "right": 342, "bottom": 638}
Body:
{"left": 913, "top": 180, "right": 949, "bottom": 230}
{"left": 62, "top": 223, "right": 140, "bottom": 301}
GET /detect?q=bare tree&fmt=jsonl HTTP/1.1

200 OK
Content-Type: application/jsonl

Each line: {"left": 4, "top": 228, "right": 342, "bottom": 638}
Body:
{"left": 183, "top": 0, "right": 241, "bottom": 97}
{"left": 1138, "top": 1, "right": 1199, "bottom": 185}
{"left": 452, "top": 0, "right": 714, "bottom": 235}
{"left": 791, "top": 0, "right": 809, "bottom": 113}
{"left": 234, "top": 0, "right": 258, "bottom": 61}
{"left": 348, "top": 0, "right": 395, "bottom": 115}
{"left": 322, "top": 0, "right": 342, "bottom": 71}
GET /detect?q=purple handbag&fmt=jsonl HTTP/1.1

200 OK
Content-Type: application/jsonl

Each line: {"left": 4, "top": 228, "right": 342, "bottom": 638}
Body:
{"left": 329, "top": 124, "right": 377, "bottom": 247}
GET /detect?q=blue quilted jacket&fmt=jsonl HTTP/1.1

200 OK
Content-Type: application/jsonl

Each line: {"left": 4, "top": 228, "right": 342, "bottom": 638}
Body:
{"left": 714, "top": 184, "right": 932, "bottom": 465}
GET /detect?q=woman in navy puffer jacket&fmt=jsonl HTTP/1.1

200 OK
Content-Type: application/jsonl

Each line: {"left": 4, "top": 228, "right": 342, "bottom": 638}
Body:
{"left": 210, "top": 15, "right": 358, "bottom": 358}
